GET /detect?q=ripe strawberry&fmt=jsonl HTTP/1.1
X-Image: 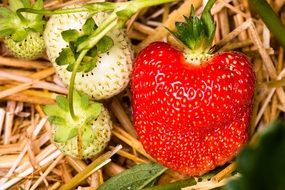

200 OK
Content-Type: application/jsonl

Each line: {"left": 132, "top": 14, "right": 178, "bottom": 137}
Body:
{"left": 44, "top": 91, "right": 112, "bottom": 159}
{"left": 0, "top": 0, "right": 45, "bottom": 59}
{"left": 131, "top": 0, "right": 255, "bottom": 176}
{"left": 44, "top": 10, "right": 133, "bottom": 100}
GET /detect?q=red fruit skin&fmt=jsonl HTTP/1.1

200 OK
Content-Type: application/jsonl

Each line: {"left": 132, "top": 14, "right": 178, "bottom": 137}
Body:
{"left": 131, "top": 42, "right": 255, "bottom": 176}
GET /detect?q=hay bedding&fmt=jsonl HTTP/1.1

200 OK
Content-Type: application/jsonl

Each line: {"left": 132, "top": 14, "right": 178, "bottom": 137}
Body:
{"left": 0, "top": 0, "right": 284, "bottom": 189}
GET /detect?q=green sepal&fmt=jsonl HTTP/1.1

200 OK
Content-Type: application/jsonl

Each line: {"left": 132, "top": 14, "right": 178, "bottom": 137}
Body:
{"left": 0, "top": 28, "right": 15, "bottom": 37}
{"left": 81, "top": 54, "right": 98, "bottom": 73}
{"left": 48, "top": 115, "right": 66, "bottom": 126}
{"left": 54, "top": 125, "right": 78, "bottom": 143}
{"left": 62, "top": 29, "right": 81, "bottom": 43}
{"left": 75, "top": 35, "right": 89, "bottom": 47}
{"left": 44, "top": 90, "right": 103, "bottom": 143}
{"left": 82, "top": 125, "right": 95, "bottom": 144}
{"left": 56, "top": 95, "right": 69, "bottom": 111}
{"left": 11, "top": 29, "right": 28, "bottom": 42}
{"left": 97, "top": 36, "right": 114, "bottom": 54}
{"left": 22, "top": 0, "right": 31, "bottom": 8}
{"left": 169, "top": 0, "right": 216, "bottom": 54}
{"left": 55, "top": 47, "right": 76, "bottom": 66}
{"left": 83, "top": 17, "right": 97, "bottom": 35}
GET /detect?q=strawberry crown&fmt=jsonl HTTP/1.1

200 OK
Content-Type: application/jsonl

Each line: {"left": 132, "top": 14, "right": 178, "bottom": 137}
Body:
{"left": 169, "top": 0, "right": 216, "bottom": 55}
{"left": 44, "top": 90, "right": 102, "bottom": 145}
{"left": 0, "top": 0, "right": 45, "bottom": 42}
{"left": 55, "top": 17, "right": 114, "bottom": 73}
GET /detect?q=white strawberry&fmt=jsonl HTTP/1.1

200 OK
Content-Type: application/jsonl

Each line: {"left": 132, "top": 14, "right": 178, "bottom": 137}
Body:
{"left": 0, "top": 0, "right": 45, "bottom": 60}
{"left": 44, "top": 10, "right": 133, "bottom": 100}
{"left": 44, "top": 91, "right": 112, "bottom": 159}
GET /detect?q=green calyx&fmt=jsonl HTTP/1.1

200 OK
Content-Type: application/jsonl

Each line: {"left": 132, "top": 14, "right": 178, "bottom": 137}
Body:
{"left": 170, "top": 0, "right": 216, "bottom": 55}
{"left": 43, "top": 90, "right": 102, "bottom": 144}
{"left": 0, "top": 0, "right": 45, "bottom": 42}
{"left": 56, "top": 17, "right": 114, "bottom": 73}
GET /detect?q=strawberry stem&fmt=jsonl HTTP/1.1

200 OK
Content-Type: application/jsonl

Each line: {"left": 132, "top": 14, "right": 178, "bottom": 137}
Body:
{"left": 68, "top": 49, "right": 88, "bottom": 120}
{"left": 249, "top": 0, "right": 285, "bottom": 48}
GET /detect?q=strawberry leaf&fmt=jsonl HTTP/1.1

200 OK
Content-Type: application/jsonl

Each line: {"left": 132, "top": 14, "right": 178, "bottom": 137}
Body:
{"left": 75, "top": 35, "right": 89, "bottom": 47}
{"left": 98, "top": 163, "right": 167, "bottom": 190}
{"left": 97, "top": 36, "right": 114, "bottom": 54}
{"left": 43, "top": 104, "right": 66, "bottom": 118}
{"left": 32, "top": 0, "right": 43, "bottom": 10}
{"left": 226, "top": 120, "right": 285, "bottom": 190}
{"left": 56, "top": 47, "right": 76, "bottom": 66}
{"left": 81, "top": 55, "right": 98, "bottom": 72}
{"left": 80, "top": 93, "right": 90, "bottom": 109}
{"left": 56, "top": 95, "right": 69, "bottom": 111}
{"left": 54, "top": 125, "right": 78, "bottom": 143}
{"left": 62, "top": 29, "right": 80, "bottom": 43}
{"left": 83, "top": 17, "right": 97, "bottom": 35}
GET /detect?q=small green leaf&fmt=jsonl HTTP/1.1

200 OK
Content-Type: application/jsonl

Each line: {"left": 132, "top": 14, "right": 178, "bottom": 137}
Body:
{"left": 11, "top": 29, "right": 28, "bottom": 42}
{"left": 55, "top": 47, "right": 76, "bottom": 66}
{"left": 48, "top": 115, "right": 66, "bottom": 126}
{"left": 54, "top": 125, "right": 78, "bottom": 143}
{"left": 87, "top": 46, "right": 98, "bottom": 57}
{"left": 86, "top": 102, "right": 102, "bottom": 119}
{"left": 81, "top": 55, "right": 98, "bottom": 72}
{"left": 61, "top": 29, "right": 80, "bottom": 43}
{"left": 98, "top": 163, "right": 167, "bottom": 190}
{"left": 83, "top": 17, "right": 97, "bottom": 35}
{"left": 75, "top": 35, "right": 89, "bottom": 47}
{"left": 0, "top": 28, "right": 15, "bottom": 37}
{"left": 96, "top": 36, "right": 114, "bottom": 54}
{"left": 82, "top": 126, "right": 94, "bottom": 144}
{"left": 80, "top": 93, "right": 90, "bottom": 109}
{"left": 56, "top": 95, "right": 69, "bottom": 111}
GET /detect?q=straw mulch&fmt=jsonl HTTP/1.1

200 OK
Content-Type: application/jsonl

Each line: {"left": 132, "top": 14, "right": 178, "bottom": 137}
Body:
{"left": 0, "top": 0, "right": 284, "bottom": 189}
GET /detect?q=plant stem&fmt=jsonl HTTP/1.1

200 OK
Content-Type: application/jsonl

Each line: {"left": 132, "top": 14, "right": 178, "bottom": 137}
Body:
{"left": 142, "top": 178, "right": 196, "bottom": 190}
{"left": 77, "top": 12, "right": 118, "bottom": 51}
{"left": 249, "top": 0, "right": 285, "bottom": 48}
{"left": 16, "top": 2, "right": 116, "bottom": 18}
{"left": 68, "top": 49, "right": 88, "bottom": 120}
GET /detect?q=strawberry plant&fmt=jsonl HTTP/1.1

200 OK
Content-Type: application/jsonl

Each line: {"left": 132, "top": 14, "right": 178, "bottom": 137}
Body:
{"left": 131, "top": 0, "right": 256, "bottom": 176}
{"left": 0, "top": 0, "right": 45, "bottom": 59}
{"left": 13, "top": 0, "right": 176, "bottom": 158}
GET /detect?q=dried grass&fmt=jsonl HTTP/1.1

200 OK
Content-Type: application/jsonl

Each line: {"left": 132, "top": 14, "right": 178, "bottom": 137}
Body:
{"left": 0, "top": 0, "right": 284, "bottom": 189}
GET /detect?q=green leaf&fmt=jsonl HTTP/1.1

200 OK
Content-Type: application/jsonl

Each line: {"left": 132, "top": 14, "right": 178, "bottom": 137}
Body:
{"left": 55, "top": 47, "right": 76, "bottom": 66}
{"left": 0, "top": 7, "right": 14, "bottom": 17}
{"left": 61, "top": 29, "right": 80, "bottom": 43}
{"left": 98, "top": 163, "right": 167, "bottom": 190}
{"left": 86, "top": 102, "right": 102, "bottom": 119}
{"left": 83, "top": 17, "right": 97, "bottom": 35}
{"left": 75, "top": 35, "right": 89, "bottom": 48}
{"left": 11, "top": 29, "right": 28, "bottom": 42}
{"left": 56, "top": 95, "right": 69, "bottom": 111}
{"left": 54, "top": 125, "right": 78, "bottom": 143}
{"left": 96, "top": 36, "right": 114, "bottom": 54}
{"left": 226, "top": 120, "right": 285, "bottom": 190}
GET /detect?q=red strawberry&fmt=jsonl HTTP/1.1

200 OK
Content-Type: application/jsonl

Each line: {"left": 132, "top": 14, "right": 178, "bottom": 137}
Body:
{"left": 131, "top": 0, "right": 255, "bottom": 176}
